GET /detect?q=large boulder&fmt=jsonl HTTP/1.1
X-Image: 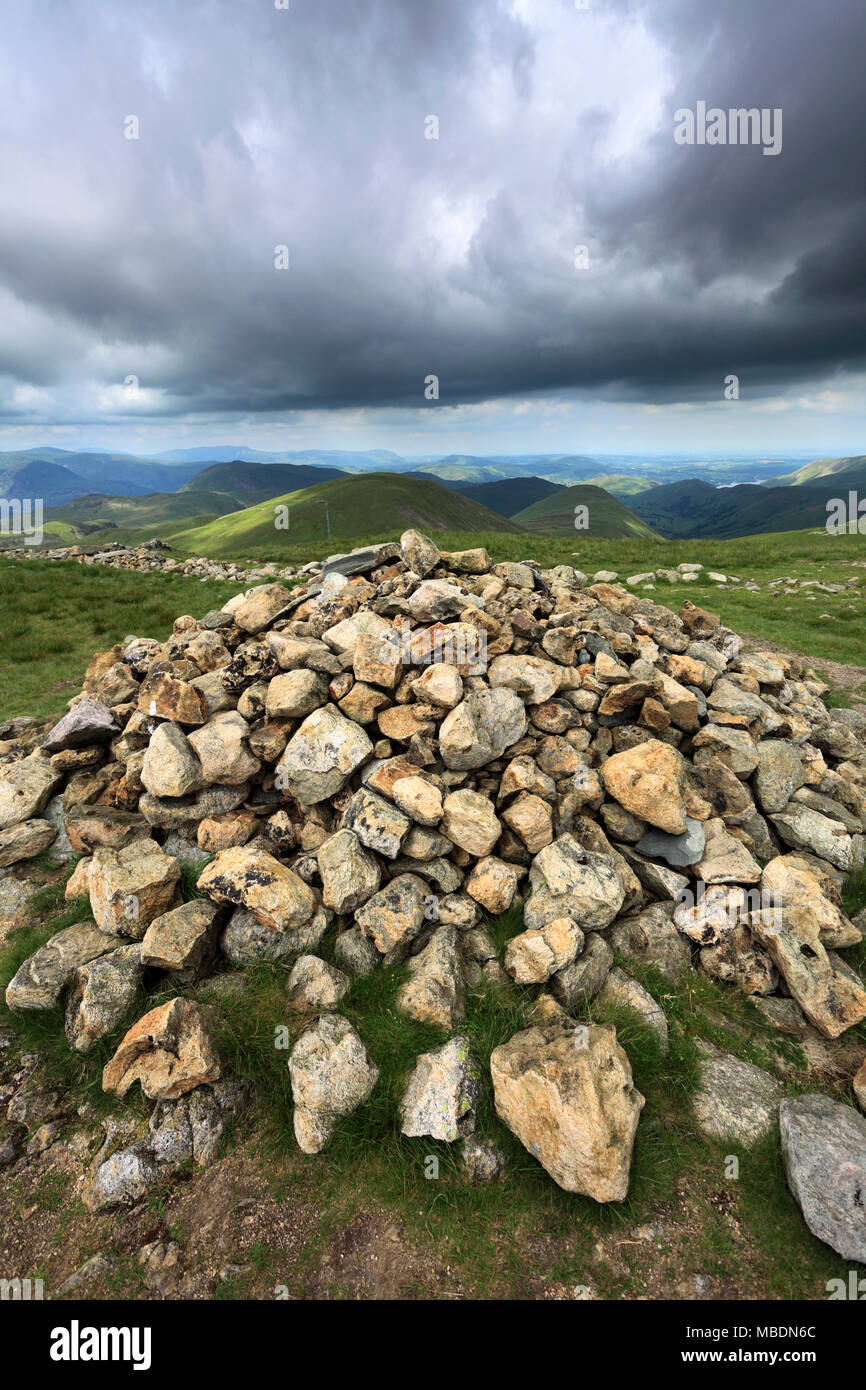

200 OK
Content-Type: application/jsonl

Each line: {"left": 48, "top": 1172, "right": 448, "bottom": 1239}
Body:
{"left": 197, "top": 845, "right": 317, "bottom": 931}
{"left": 491, "top": 1022, "right": 645, "bottom": 1200}
{"left": 275, "top": 704, "right": 373, "bottom": 806}
{"left": 780, "top": 1093, "right": 866, "bottom": 1262}
{"left": 102, "top": 999, "right": 222, "bottom": 1101}
{"left": 288, "top": 1013, "right": 379, "bottom": 1153}
{"left": 89, "top": 840, "right": 182, "bottom": 939}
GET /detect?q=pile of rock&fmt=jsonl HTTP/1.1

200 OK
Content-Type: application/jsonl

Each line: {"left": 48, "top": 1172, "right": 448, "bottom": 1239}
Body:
{"left": 2, "top": 530, "right": 866, "bottom": 1251}
{"left": 1, "top": 536, "right": 304, "bottom": 585}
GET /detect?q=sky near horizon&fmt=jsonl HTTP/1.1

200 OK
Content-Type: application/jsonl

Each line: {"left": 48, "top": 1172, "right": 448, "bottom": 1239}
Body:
{"left": 0, "top": 0, "right": 864, "bottom": 459}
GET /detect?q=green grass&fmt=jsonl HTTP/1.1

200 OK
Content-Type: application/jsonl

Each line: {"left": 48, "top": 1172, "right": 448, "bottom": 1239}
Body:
{"left": 0, "top": 558, "right": 246, "bottom": 722}
{"left": 170, "top": 473, "right": 521, "bottom": 555}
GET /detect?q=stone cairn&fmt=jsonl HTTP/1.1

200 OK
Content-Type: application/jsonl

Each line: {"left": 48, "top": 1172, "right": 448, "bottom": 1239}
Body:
{"left": 2, "top": 530, "right": 866, "bottom": 1252}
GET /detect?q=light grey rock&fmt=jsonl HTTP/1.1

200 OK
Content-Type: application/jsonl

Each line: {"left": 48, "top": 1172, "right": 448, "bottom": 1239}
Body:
{"left": 599, "top": 969, "right": 668, "bottom": 1053}
{"left": 317, "top": 829, "right": 381, "bottom": 913}
{"left": 635, "top": 817, "right": 705, "bottom": 867}
{"left": 65, "top": 944, "right": 143, "bottom": 1051}
{"left": 5, "top": 921, "right": 123, "bottom": 1011}
{"left": 286, "top": 955, "right": 350, "bottom": 1012}
{"left": 334, "top": 924, "right": 380, "bottom": 977}
{"left": 692, "top": 1043, "right": 782, "bottom": 1145}
{"left": 400, "top": 1036, "right": 480, "bottom": 1140}
{"left": 549, "top": 933, "right": 614, "bottom": 1011}
{"left": 779, "top": 1093, "right": 866, "bottom": 1263}
{"left": 275, "top": 704, "right": 373, "bottom": 807}
{"left": 288, "top": 1013, "right": 379, "bottom": 1153}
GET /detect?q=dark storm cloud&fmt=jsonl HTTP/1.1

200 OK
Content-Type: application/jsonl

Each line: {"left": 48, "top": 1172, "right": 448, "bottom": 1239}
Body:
{"left": 0, "top": 0, "right": 863, "bottom": 421}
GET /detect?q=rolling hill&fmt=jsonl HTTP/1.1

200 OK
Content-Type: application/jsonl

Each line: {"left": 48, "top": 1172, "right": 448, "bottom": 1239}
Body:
{"left": 36, "top": 461, "right": 353, "bottom": 544}
{"left": 629, "top": 470, "right": 866, "bottom": 539}
{"left": 169, "top": 473, "right": 523, "bottom": 556}
{"left": 584, "top": 474, "right": 661, "bottom": 498}
{"left": 511, "top": 484, "right": 660, "bottom": 538}
{"left": 765, "top": 454, "right": 866, "bottom": 487}
{"left": 178, "top": 460, "right": 347, "bottom": 498}
{"left": 449, "top": 476, "right": 565, "bottom": 517}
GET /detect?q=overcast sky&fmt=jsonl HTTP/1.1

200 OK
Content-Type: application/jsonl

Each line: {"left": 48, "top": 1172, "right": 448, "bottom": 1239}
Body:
{"left": 0, "top": 0, "right": 863, "bottom": 458}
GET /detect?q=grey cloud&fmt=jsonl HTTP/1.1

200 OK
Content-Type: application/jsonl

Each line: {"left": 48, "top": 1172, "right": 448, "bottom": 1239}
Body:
{"left": 0, "top": 0, "right": 862, "bottom": 422}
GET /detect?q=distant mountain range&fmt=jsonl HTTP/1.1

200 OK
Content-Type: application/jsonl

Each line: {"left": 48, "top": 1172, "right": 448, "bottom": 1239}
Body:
{"left": 0, "top": 445, "right": 862, "bottom": 545}
{"left": 628, "top": 457, "right": 866, "bottom": 538}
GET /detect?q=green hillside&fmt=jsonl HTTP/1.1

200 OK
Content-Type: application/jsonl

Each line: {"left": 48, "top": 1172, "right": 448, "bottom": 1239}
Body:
{"left": 766, "top": 454, "right": 866, "bottom": 487}
{"left": 178, "top": 460, "right": 346, "bottom": 496}
{"left": 511, "top": 484, "right": 660, "bottom": 538}
{"left": 585, "top": 474, "right": 660, "bottom": 497}
{"left": 454, "top": 476, "right": 564, "bottom": 517}
{"left": 169, "top": 473, "right": 522, "bottom": 556}
{"left": 630, "top": 473, "right": 866, "bottom": 539}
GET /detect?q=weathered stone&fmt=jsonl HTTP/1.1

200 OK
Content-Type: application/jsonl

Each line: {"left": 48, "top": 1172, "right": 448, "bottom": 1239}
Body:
{"left": 138, "top": 673, "right": 207, "bottom": 726}
{"left": 317, "top": 829, "right": 381, "bottom": 914}
{"left": 441, "top": 789, "right": 501, "bottom": 857}
{"left": 5, "top": 921, "right": 122, "bottom": 1011}
{"left": 355, "top": 872, "right": 429, "bottom": 957}
{"left": 400, "top": 1036, "right": 480, "bottom": 1140}
{"left": 750, "top": 901, "right": 866, "bottom": 1039}
{"left": 89, "top": 840, "right": 181, "bottom": 939}
{"left": 188, "top": 711, "right": 261, "bottom": 786}
{"left": 489, "top": 655, "right": 560, "bottom": 705}
{"left": 334, "top": 924, "right": 381, "bottom": 977}
{"left": 400, "top": 528, "right": 441, "bottom": 578}
{"left": 266, "top": 670, "right": 330, "bottom": 718}
{"left": 102, "top": 999, "right": 222, "bottom": 1100}
{"left": 286, "top": 954, "right": 350, "bottom": 1011}
{"left": 490, "top": 1022, "right": 644, "bottom": 1200}
{"left": 65, "top": 945, "right": 143, "bottom": 1051}
{"left": 465, "top": 856, "right": 522, "bottom": 914}
{"left": 288, "top": 1013, "right": 379, "bottom": 1153}
{"left": 770, "top": 804, "right": 859, "bottom": 872}
{"left": 395, "top": 925, "right": 465, "bottom": 1028}
{"left": 391, "top": 775, "right": 443, "bottom": 827}
{"left": 779, "top": 1093, "right": 866, "bottom": 1262}
{"left": 0, "top": 754, "right": 61, "bottom": 830}
{"left": 43, "top": 699, "right": 120, "bottom": 753}
{"left": 505, "top": 918, "right": 584, "bottom": 984}
{"left": 234, "top": 583, "right": 292, "bottom": 634}
{"left": 275, "top": 704, "right": 373, "bottom": 806}
{"left": 413, "top": 663, "right": 463, "bottom": 709}
{"left": 549, "top": 933, "right": 614, "bottom": 1010}
{"left": 140, "top": 723, "right": 203, "bottom": 798}
{"left": 607, "top": 902, "right": 692, "bottom": 981}
{"left": 342, "top": 787, "right": 410, "bottom": 858}
{"left": 695, "top": 817, "right": 761, "bottom": 884}
{"left": 140, "top": 900, "right": 223, "bottom": 977}
{"left": 754, "top": 740, "right": 806, "bottom": 813}
{"left": 0, "top": 818, "right": 56, "bottom": 867}
{"left": 599, "top": 969, "right": 668, "bottom": 1053}
{"left": 501, "top": 793, "right": 554, "bottom": 854}
{"left": 601, "top": 740, "right": 686, "bottom": 834}
{"left": 529, "top": 835, "right": 625, "bottom": 931}
{"left": 198, "top": 845, "right": 317, "bottom": 931}
{"left": 439, "top": 688, "right": 527, "bottom": 771}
